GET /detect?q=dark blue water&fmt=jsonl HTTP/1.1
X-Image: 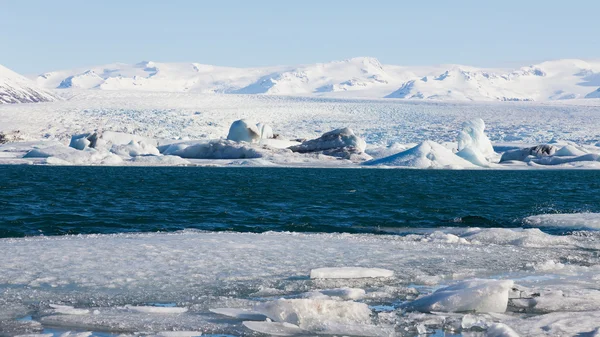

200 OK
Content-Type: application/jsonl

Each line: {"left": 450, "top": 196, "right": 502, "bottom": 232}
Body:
{"left": 1, "top": 166, "right": 599, "bottom": 238}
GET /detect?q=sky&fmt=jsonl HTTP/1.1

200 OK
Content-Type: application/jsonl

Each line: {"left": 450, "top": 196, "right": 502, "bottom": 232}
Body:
{"left": 1, "top": 0, "right": 599, "bottom": 74}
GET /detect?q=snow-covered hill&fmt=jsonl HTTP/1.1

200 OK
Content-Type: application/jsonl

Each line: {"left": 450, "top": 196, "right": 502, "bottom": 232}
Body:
{"left": 0, "top": 64, "right": 58, "bottom": 104}
{"left": 33, "top": 58, "right": 600, "bottom": 101}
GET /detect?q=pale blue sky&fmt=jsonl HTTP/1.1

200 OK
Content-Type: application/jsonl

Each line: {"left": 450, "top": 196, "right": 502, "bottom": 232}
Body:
{"left": 1, "top": 0, "right": 598, "bottom": 74}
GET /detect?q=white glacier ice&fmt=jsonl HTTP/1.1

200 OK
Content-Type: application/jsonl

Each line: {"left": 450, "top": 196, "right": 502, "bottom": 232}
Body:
{"left": 456, "top": 118, "right": 496, "bottom": 167}
{"left": 364, "top": 141, "right": 477, "bottom": 168}
{"left": 226, "top": 119, "right": 261, "bottom": 143}
{"left": 402, "top": 279, "right": 514, "bottom": 313}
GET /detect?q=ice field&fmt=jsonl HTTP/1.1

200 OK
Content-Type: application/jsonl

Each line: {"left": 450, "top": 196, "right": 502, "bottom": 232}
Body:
{"left": 2, "top": 224, "right": 600, "bottom": 336}
{"left": 1, "top": 91, "right": 600, "bottom": 169}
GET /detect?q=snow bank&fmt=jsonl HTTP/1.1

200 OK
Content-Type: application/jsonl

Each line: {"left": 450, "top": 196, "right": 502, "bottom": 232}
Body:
{"left": 310, "top": 267, "right": 394, "bottom": 279}
{"left": 524, "top": 213, "right": 600, "bottom": 230}
{"left": 288, "top": 127, "right": 369, "bottom": 160}
{"left": 456, "top": 118, "right": 495, "bottom": 166}
{"left": 226, "top": 119, "right": 261, "bottom": 143}
{"left": 402, "top": 279, "right": 514, "bottom": 313}
{"left": 364, "top": 141, "right": 477, "bottom": 168}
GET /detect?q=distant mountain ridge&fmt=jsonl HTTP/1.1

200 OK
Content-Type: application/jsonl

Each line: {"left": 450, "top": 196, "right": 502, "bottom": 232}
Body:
{"left": 27, "top": 57, "right": 600, "bottom": 101}
{"left": 0, "top": 64, "right": 58, "bottom": 104}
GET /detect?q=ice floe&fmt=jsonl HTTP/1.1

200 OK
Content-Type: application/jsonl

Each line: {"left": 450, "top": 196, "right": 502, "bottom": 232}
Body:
{"left": 310, "top": 267, "right": 394, "bottom": 279}
{"left": 402, "top": 279, "right": 514, "bottom": 313}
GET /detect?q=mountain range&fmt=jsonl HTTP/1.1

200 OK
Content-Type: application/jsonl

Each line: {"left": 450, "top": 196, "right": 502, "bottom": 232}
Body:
{"left": 0, "top": 64, "right": 58, "bottom": 104}
{"left": 2, "top": 57, "right": 600, "bottom": 104}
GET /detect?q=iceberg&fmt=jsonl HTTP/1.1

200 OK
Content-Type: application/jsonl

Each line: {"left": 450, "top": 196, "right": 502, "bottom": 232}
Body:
{"left": 226, "top": 119, "right": 261, "bottom": 143}
{"left": 402, "top": 279, "right": 514, "bottom": 313}
{"left": 288, "top": 127, "right": 369, "bottom": 160}
{"left": 364, "top": 141, "right": 476, "bottom": 168}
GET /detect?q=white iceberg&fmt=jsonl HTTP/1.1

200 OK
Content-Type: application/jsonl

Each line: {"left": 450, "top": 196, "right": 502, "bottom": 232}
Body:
{"left": 402, "top": 279, "right": 514, "bottom": 313}
{"left": 458, "top": 118, "right": 496, "bottom": 166}
{"left": 226, "top": 119, "right": 261, "bottom": 143}
{"left": 252, "top": 298, "right": 372, "bottom": 332}
{"left": 364, "top": 141, "right": 476, "bottom": 169}
{"left": 162, "top": 140, "right": 263, "bottom": 159}
{"left": 288, "top": 127, "right": 369, "bottom": 160}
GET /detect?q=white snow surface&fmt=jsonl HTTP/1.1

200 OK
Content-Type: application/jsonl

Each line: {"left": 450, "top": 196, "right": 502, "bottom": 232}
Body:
{"left": 0, "top": 64, "right": 58, "bottom": 104}
{"left": 30, "top": 58, "right": 600, "bottom": 102}
{"left": 2, "top": 229, "right": 600, "bottom": 336}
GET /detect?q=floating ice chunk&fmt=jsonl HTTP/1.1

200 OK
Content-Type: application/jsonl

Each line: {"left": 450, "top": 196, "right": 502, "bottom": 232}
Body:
{"left": 24, "top": 145, "right": 123, "bottom": 165}
{"left": 403, "top": 279, "right": 514, "bottom": 313}
{"left": 486, "top": 323, "right": 520, "bottom": 337}
{"left": 120, "top": 305, "right": 188, "bottom": 314}
{"left": 49, "top": 304, "right": 89, "bottom": 315}
{"left": 310, "top": 267, "right": 393, "bottom": 279}
{"left": 364, "top": 141, "right": 476, "bottom": 169}
{"left": 303, "top": 287, "right": 367, "bottom": 300}
{"left": 461, "top": 227, "right": 574, "bottom": 248}
{"left": 511, "top": 288, "right": 600, "bottom": 313}
{"left": 254, "top": 298, "right": 372, "bottom": 328}
{"left": 57, "top": 332, "right": 92, "bottom": 337}
{"left": 288, "top": 127, "right": 368, "bottom": 160}
{"left": 242, "top": 321, "right": 306, "bottom": 336}
{"left": 514, "top": 311, "right": 600, "bottom": 336}
{"left": 461, "top": 313, "right": 488, "bottom": 329}
{"left": 167, "top": 140, "right": 262, "bottom": 159}
{"left": 554, "top": 144, "right": 589, "bottom": 157}
{"left": 110, "top": 140, "right": 160, "bottom": 157}
{"left": 534, "top": 153, "right": 600, "bottom": 165}
{"left": 209, "top": 308, "right": 268, "bottom": 320}
{"left": 14, "top": 334, "right": 53, "bottom": 337}
{"left": 524, "top": 213, "right": 600, "bottom": 230}
{"left": 227, "top": 119, "right": 261, "bottom": 143}
{"left": 69, "top": 133, "right": 99, "bottom": 150}
{"left": 500, "top": 145, "right": 557, "bottom": 162}
{"left": 259, "top": 138, "right": 301, "bottom": 149}
{"left": 456, "top": 147, "right": 491, "bottom": 167}
{"left": 457, "top": 118, "right": 495, "bottom": 158}
{"left": 256, "top": 123, "right": 274, "bottom": 139}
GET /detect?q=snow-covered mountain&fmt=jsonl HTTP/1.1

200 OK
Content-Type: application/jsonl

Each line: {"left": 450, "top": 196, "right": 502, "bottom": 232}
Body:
{"left": 0, "top": 64, "right": 58, "bottom": 104}
{"left": 33, "top": 57, "right": 600, "bottom": 101}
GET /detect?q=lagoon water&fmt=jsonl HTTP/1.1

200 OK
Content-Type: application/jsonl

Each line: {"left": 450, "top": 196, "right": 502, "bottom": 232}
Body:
{"left": 1, "top": 166, "right": 599, "bottom": 238}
